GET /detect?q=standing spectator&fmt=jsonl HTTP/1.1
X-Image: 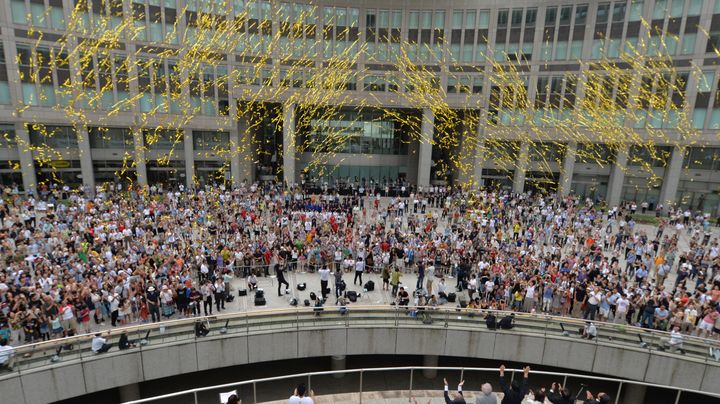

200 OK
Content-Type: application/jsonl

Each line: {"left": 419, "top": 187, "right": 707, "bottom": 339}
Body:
{"left": 146, "top": 286, "right": 161, "bottom": 323}
{"left": 499, "top": 365, "right": 529, "bottom": 404}
{"left": 318, "top": 264, "right": 330, "bottom": 300}
{"left": 201, "top": 281, "right": 214, "bottom": 316}
{"left": 288, "top": 383, "right": 314, "bottom": 404}
{"left": 474, "top": 383, "right": 497, "bottom": 404}
{"left": 443, "top": 378, "right": 465, "bottom": 404}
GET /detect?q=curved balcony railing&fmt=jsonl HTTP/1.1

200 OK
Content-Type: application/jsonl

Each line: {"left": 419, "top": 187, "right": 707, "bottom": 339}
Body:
{"left": 2, "top": 306, "right": 718, "bottom": 377}
{"left": 122, "top": 366, "right": 720, "bottom": 404}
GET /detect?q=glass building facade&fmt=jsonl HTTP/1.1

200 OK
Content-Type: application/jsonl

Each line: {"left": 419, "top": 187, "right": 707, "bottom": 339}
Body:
{"left": 0, "top": 0, "right": 717, "bottom": 214}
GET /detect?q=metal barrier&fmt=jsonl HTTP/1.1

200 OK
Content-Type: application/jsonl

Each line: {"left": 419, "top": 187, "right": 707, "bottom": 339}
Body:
{"left": 121, "top": 366, "right": 720, "bottom": 404}
{"left": 2, "top": 306, "right": 718, "bottom": 377}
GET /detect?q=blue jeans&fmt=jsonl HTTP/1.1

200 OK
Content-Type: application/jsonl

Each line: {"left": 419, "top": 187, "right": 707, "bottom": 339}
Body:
{"left": 640, "top": 312, "right": 654, "bottom": 328}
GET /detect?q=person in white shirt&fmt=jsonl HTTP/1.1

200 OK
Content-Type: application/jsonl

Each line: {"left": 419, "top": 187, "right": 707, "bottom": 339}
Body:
{"left": 661, "top": 326, "right": 685, "bottom": 353}
{"left": 91, "top": 333, "right": 111, "bottom": 353}
{"left": 288, "top": 383, "right": 314, "bottom": 404}
{"left": 581, "top": 322, "right": 597, "bottom": 340}
{"left": 0, "top": 338, "right": 14, "bottom": 367}
{"left": 615, "top": 294, "right": 630, "bottom": 324}
{"left": 318, "top": 265, "right": 330, "bottom": 300}
{"left": 354, "top": 258, "right": 365, "bottom": 286}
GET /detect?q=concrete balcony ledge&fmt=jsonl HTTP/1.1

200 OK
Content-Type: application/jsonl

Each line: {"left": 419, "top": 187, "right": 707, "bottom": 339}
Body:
{"left": 0, "top": 307, "right": 718, "bottom": 404}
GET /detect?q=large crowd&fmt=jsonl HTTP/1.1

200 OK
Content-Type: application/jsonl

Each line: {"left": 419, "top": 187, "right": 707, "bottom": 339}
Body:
{"left": 0, "top": 179, "right": 719, "bottom": 360}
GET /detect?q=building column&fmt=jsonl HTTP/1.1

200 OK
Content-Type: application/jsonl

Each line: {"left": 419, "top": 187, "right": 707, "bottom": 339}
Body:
{"left": 76, "top": 125, "right": 95, "bottom": 196}
{"left": 132, "top": 128, "right": 148, "bottom": 188}
{"left": 621, "top": 384, "right": 646, "bottom": 404}
{"left": 417, "top": 108, "right": 434, "bottom": 188}
{"left": 658, "top": 146, "right": 684, "bottom": 211}
{"left": 606, "top": 146, "right": 628, "bottom": 208}
{"left": 559, "top": 142, "right": 577, "bottom": 197}
{"left": 183, "top": 130, "right": 195, "bottom": 190}
{"left": 229, "top": 128, "right": 242, "bottom": 188}
{"left": 331, "top": 355, "right": 346, "bottom": 379}
{"left": 512, "top": 142, "right": 529, "bottom": 193}
{"left": 118, "top": 383, "right": 141, "bottom": 402}
{"left": 472, "top": 111, "right": 485, "bottom": 188}
{"left": 15, "top": 124, "right": 37, "bottom": 195}
{"left": 238, "top": 113, "right": 255, "bottom": 184}
{"left": 422, "top": 355, "right": 439, "bottom": 378}
{"left": 283, "top": 102, "right": 296, "bottom": 187}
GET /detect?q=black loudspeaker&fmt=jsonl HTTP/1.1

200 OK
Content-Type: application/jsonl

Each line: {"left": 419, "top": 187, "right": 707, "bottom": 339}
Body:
{"left": 254, "top": 297, "right": 266, "bottom": 306}
{"left": 238, "top": 289, "right": 247, "bottom": 297}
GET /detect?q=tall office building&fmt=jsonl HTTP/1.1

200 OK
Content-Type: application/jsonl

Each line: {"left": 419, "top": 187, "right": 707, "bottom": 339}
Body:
{"left": 0, "top": 0, "right": 719, "bottom": 214}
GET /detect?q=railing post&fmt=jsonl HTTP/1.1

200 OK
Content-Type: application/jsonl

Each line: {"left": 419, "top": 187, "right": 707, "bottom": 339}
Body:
{"left": 562, "top": 374, "right": 567, "bottom": 389}
{"left": 674, "top": 390, "right": 682, "bottom": 404}
{"left": 193, "top": 391, "right": 198, "bottom": 404}
{"left": 460, "top": 368, "right": 464, "bottom": 384}
{"left": 359, "top": 370, "right": 363, "bottom": 404}
{"left": 614, "top": 381, "right": 623, "bottom": 404}
{"left": 308, "top": 374, "right": 312, "bottom": 393}
{"left": 253, "top": 381, "right": 257, "bottom": 404}
{"left": 409, "top": 368, "right": 414, "bottom": 402}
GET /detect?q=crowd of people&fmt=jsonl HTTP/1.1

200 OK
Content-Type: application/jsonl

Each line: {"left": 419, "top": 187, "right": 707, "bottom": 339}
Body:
{"left": 437, "top": 365, "right": 611, "bottom": 404}
{"left": 0, "top": 179, "right": 719, "bottom": 361}
{"left": 281, "top": 365, "right": 612, "bottom": 404}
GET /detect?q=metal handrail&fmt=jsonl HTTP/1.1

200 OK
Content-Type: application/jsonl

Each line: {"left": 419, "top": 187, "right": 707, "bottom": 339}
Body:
{"left": 122, "top": 366, "right": 720, "bottom": 404}
{"left": 2, "top": 305, "right": 718, "bottom": 376}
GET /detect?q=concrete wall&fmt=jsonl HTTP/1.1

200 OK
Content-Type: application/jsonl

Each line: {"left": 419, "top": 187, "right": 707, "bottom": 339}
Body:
{"left": 1, "top": 327, "right": 717, "bottom": 403}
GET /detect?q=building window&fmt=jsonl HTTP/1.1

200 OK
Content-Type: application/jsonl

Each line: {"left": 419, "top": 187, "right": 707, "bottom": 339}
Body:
{"left": 653, "top": 0, "right": 668, "bottom": 19}
{"left": 629, "top": 1, "right": 645, "bottom": 21}
{"left": 29, "top": 125, "right": 78, "bottom": 148}
{"left": 596, "top": 3, "right": 611, "bottom": 23}
{"left": 193, "top": 131, "right": 230, "bottom": 150}
{"left": 89, "top": 127, "right": 134, "bottom": 149}
{"left": 575, "top": 5, "right": 588, "bottom": 25}
{"left": 497, "top": 9, "right": 509, "bottom": 27}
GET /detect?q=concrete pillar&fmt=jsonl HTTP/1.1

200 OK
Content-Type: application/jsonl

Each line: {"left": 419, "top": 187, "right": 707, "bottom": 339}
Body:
{"left": 621, "top": 384, "right": 646, "bottom": 404}
{"left": 512, "top": 142, "right": 529, "bottom": 193}
{"left": 559, "top": 142, "right": 577, "bottom": 197}
{"left": 473, "top": 112, "right": 485, "bottom": 188}
{"left": 118, "top": 383, "right": 141, "bottom": 402}
{"left": 76, "top": 125, "right": 95, "bottom": 196}
{"left": 658, "top": 146, "right": 684, "bottom": 211}
{"left": 183, "top": 130, "right": 195, "bottom": 190}
{"left": 417, "top": 108, "right": 434, "bottom": 187}
{"left": 132, "top": 128, "right": 148, "bottom": 188}
{"left": 422, "top": 354, "right": 439, "bottom": 378}
{"left": 283, "top": 102, "right": 296, "bottom": 187}
{"left": 229, "top": 128, "right": 242, "bottom": 188}
{"left": 331, "top": 355, "right": 346, "bottom": 379}
{"left": 15, "top": 123, "right": 37, "bottom": 195}
{"left": 606, "top": 146, "right": 628, "bottom": 208}
{"left": 238, "top": 114, "right": 255, "bottom": 184}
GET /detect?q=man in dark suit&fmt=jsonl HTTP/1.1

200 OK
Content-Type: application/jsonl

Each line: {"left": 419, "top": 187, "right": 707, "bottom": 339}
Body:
{"left": 443, "top": 378, "right": 466, "bottom": 404}
{"left": 499, "top": 364, "right": 530, "bottom": 404}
